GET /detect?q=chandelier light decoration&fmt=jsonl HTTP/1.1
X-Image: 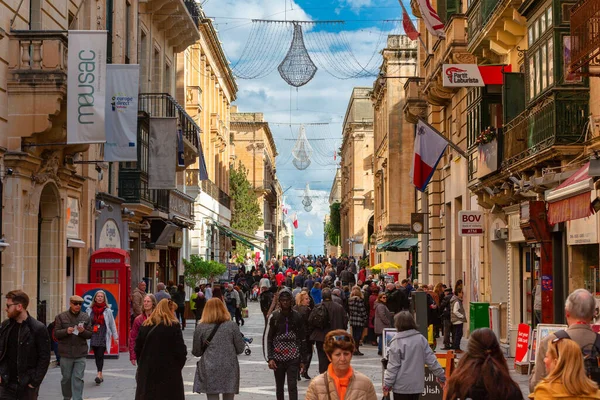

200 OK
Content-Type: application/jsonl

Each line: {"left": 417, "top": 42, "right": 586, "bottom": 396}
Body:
{"left": 305, "top": 223, "right": 313, "bottom": 237}
{"left": 278, "top": 23, "right": 318, "bottom": 87}
{"left": 292, "top": 125, "right": 313, "bottom": 170}
{"left": 302, "top": 183, "right": 313, "bottom": 212}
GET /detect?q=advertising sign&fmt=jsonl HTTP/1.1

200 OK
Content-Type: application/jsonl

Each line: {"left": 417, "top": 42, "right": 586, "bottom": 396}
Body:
{"left": 66, "top": 197, "right": 80, "bottom": 239}
{"left": 98, "top": 219, "right": 121, "bottom": 249}
{"left": 458, "top": 210, "right": 484, "bottom": 237}
{"left": 75, "top": 284, "right": 120, "bottom": 356}
{"left": 514, "top": 323, "right": 531, "bottom": 365}
{"left": 67, "top": 31, "right": 108, "bottom": 144}
{"left": 443, "top": 64, "right": 484, "bottom": 87}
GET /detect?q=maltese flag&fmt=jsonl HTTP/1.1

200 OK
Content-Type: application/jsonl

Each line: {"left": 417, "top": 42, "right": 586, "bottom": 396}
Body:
{"left": 410, "top": 120, "right": 448, "bottom": 192}
{"left": 291, "top": 213, "right": 299, "bottom": 229}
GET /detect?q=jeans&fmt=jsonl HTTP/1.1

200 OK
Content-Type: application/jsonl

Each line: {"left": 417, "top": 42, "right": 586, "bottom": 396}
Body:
{"left": 378, "top": 334, "right": 383, "bottom": 354}
{"left": 393, "top": 393, "right": 420, "bottom": 400}
{"left": 235, "top": 308, "right": 244, "bottom": 325}
{"left": 315, "top": 341, "right": 330, "bottom": 373}
{"left": 91, "top": 346, "right": 105, "bottom": 372}
{"left": 60, "top": 357, "right": 86, "bottom": 400}
{"left": 0, "top": 383, "right": 40, "bottom": 400}
{"left": 176, "top": 307, "right": 186, "bottom": 328}
{"left": 351, "top": 326, "right": 363, "bottom": 351}
{"left": 304, "top": 340, "right": 313, "bottom": 375}
{"left": 206, "top": 395, "right": 235, "bottom": 400}
{"left": 274, "top": 359, "right": 300, "bottom": 400}
{"left": 443, "top": 319, "right": 452, "bottom": 348}
{"left": 52, "top": 341, "right": 60, "bottom": 363}
{"left": 452, "top": 323, "right": 464, "bottom": 350}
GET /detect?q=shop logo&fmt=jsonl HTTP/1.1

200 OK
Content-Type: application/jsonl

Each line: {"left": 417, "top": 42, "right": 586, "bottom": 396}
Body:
{"left": 81, "top": 288, "right": 119, "bottom": 317}
{"left": 110, "top": 91, "right": 135, "bottom": 114}
{"left": 445, "top": 67, "right": 467, "bottom": 83}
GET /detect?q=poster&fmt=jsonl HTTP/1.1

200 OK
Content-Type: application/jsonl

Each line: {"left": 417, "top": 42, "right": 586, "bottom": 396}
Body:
{"left": 531, "top": 324, "right": 568, "bottom": 363}
{"left": 515, "top": 323, "right": 531, "bottom": 365}
{"left": 382, "top": 328, "right": 397, "bottom": 357}
{"left": 75, "top": 284, "right": 120, "bottom": 356}
{"left": 67, "top": 31, "right": 108, "bottom": 144}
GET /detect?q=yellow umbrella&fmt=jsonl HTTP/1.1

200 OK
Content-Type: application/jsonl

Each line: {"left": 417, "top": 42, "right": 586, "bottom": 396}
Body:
{"left": 370, "top": 262, "right": 402, "bottom": 272}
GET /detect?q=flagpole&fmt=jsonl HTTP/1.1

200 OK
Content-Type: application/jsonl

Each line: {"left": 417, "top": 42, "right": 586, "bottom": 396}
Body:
{"left": 398, "top": 0, "right": 429, "bottom": 54}
{"left": 417, "top": 118, "right": 467, "bottom": 159}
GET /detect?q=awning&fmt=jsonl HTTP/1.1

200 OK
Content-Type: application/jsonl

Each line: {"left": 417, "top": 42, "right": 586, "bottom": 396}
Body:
{"left": 547, "top": 162, "right": 594, "bottom": 225}
{"left": 376, "top": 238, "right": 418, "bottom": 252}
{"left": 67, "top": 239, "right": 86, "bottom": 248}
{"left": 212, "top": 222, "right": 265, "bottom": 251}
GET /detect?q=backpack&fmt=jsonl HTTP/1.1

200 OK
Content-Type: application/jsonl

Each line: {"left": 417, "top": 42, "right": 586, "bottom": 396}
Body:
{"left": 308, "top": 303, "right": 329, "bottom": 330}
{"left": 194, "top": 293, "right": 206, "bottom": 309}
{"left": 554, "top": 330, "right": 600, "bottom": 385}
{"left": 225, "top": 291, "right": 236, "bottom": 307}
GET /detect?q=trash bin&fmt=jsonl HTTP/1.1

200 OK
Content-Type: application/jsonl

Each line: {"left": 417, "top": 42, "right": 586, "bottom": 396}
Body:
{"left": 470, "top": 302, "right": 490, "bottom": 332}
{"left": 489, "top": 305, "right": 500, "bottom": 338}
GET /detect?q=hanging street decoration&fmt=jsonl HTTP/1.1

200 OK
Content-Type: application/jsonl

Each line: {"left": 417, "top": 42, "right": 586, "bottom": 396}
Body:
{"left": 292, "top": 125, "right": 313, "bottom": 170}
{"left": 278, "top": 23, "right": 318, "bottom": 87}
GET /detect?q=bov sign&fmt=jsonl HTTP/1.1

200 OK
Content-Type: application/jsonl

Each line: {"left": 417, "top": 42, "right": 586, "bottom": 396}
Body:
{"left": 67, "top": 31, "right": 108, "bottom": 144}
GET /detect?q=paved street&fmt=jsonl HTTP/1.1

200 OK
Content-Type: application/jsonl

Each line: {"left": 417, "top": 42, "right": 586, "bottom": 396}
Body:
{"left": 39, "top": 301, "right": 530, "bottom": 399}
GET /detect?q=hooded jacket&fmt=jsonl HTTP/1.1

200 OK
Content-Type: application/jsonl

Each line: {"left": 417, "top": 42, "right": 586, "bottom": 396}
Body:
{"left": 383, "top": 329, "right": 445, "bottom": 394}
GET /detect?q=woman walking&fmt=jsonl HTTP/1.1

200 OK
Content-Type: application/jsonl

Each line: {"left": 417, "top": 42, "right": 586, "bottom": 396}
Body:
{"left": 172, "top": 284, "right": 187, "bottom": 329}
{"left": 134, "top": 299, "right": 187, "bottom": 400}
{"left": 234, "top": 285, "right": 246, "bottom": 326}
{"left": 86, "top": 290, "right": 118, "bottom": 385}
{"left": 368, "top": 287, "right": 379, "bottom": 345}
{"left": 294, "top": 290, "right": 313, "bottom": 380}
{"left": 374, "top": 292, "right": 393, "bottom": 356}
{"left": 310, "top": 282, "right": 322, "bottom": 305}
{"left": 129, "top": 294, "right": 156, "bottom": 366}
{"left": 383, "top": 312, "right": 446, "bottom": 400}
{"left": 193, "top": 298, "right": 245, "bottom": 400}
{"left": 446, "top": 328, "right": 522, "bottom": 400}
{"left": 305, "top": 330, "right": 377, "bottom": 399}
{"left": 348, "top": 286, "right": 368, "bottom": 356}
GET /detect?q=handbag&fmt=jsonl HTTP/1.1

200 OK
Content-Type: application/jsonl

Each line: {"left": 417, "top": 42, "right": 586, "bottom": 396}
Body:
{"left": 200, "top": 323, "right": 221, "bottom": 353}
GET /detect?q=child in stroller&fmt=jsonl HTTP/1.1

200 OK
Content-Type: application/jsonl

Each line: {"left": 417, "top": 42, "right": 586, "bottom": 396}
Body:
{"left": 241, "top": 332, "right": 252, "bottom": 355}
{"left": 250, "top": 284, "right": 260, "bottom": 302}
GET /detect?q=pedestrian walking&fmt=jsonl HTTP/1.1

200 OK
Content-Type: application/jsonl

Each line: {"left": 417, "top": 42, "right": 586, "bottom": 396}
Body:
{"left": 383, "top": 312, "right": 446, "bottom": 400}
{"left": 193, "top": 298, "right": 245, "bottom": 400}
{"left": 54, "top": 295, "right": 93, "bottom": 400}
{"left": 234, "top": 285, "right": 246, "bottom": 326}
{"left": 374, "top": 292, "right": 393, "bottom": 356}
{"left": 47, "top": 321, "right": 60, "bottom": 366}
{"left": 193, "top": 287, "right": 206, "bottom": 323}
{"left": 134, "top": 299, "right": 187, "bottom": 400}
{"left": 154, "top": 282, "right": 171, "bottom": 303}
{"left": 260, "top": 286, "right": 275, "bottom": 325}
{"left": 309, "top": 288, "right": 348, "bottom": 373}
{"left": 0, "top": 290, "right": 50, "bottom": 400}
{"left": 368, "top": 287, "right": 379, "bottom": 345}
{"left": 446, "top": 328, "right": 522, "bottom": 400}
{"left": 190, "top": 287, "right": 200, "bottom": 323}
{"left": 172, "top": 284, "right": 187, "bottom": 329}
{"left": 224, "top": 283, "right": 240, "bottom": 322}
{"left": 450, "top": 288, "right": 467, "bottom": 353}
{"left": 129, "top": 294, "right": 157, "bottom": 366}
{"left": 348, "top": 286, "right": 368, "bottom": 356}
{"left": 85, "top": 290, "right": 118, "bottom": 385}
{"left": 310, "top": 282, "right": 322, "bottom": 305}
{"left": 267, "top": 290, "right": 306, "bottom": 400}
{"left": 432, "top": 283, "right": 444, "bottom": 338}
{"left": 131, "top": 280, "right": 147, "bottom": 321}
{"left": 293, "top": 291, "right": 313, "bottom": 380}
{"left": 529, "top": 338, "right": 600, "bottom": 399}
{"left": 440, "top": 287, "right": 453, "bottom": 350}
{"left": 305, "top": 330, "right": 377, "bottom": 400}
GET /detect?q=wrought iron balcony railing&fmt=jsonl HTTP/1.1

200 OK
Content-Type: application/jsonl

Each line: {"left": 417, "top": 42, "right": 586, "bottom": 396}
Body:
{"left": 201, "top": 179, "right": 231, "bottom": 209}
{"left": 570, "top": 0, "right": 600, "bottom": 75}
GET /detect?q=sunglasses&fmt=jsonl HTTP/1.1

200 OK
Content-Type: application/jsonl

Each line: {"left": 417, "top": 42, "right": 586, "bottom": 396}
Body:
{"left": 552, "top": 336, "right": 568, "bottom": 359}
{"left": 71, "top": 301, "right": 83, "bottom": 306}
{"left": 329, "top": 335, "right": 352, "bottom": 343}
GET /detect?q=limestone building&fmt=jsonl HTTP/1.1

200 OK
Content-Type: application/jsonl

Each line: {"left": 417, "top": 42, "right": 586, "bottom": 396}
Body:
{"left": 325, "top": 168, "right": 342, "bottom": 257}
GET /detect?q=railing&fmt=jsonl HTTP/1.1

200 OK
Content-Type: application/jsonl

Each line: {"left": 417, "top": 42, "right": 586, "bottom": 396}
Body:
{"left": 184, "top": 0, "right": 202, "bottom": 26}
{"left": 404, "top": 77, "right": 425, "bottom": 100}
{"left": 169, "top": 189, "right": 194, "bottom": 220}
{"left": 467, "top": 0, "right": 510, "bottom": 48}
{"left": 9, "top": 31, "right": 68, "bottom": 72}
{"left": 201, "top": 179, "right": 231, "bottom": 209}
{"left": 119, "top": 171, "right": 152, "bottom": 205}
{"left": 570, "top": 0, "right": 600, "bottom": 74}
{"left": 502, "top": 98, "right": 588, "bottom": 167}
{"left": 150, "top": 189, "right": 170, "bottom": 213}
{"left": 138, "top": 93, "right": 200, "bottom": 152}
{"left": 186, "top": 169, "right": 200, "bottom": 187}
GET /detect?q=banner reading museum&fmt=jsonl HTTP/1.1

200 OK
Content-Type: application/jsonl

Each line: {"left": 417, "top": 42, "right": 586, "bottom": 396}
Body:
{"left": 67, "top": 30, "right": 108, "bottom": 144}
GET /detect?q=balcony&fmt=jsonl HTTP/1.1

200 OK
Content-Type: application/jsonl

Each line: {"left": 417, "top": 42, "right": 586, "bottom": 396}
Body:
{"left": 403, "top": 78, "right": 427, "bottom": 124}
{"left": 145, "top": 0, "right": 200, "bottom": 52}
{"left": 502, "top": 96, "right": 588, "bottom": 169}
{"left": 201, "top": 179, "right": 231, "bottom": 209}
{"left": 139, "top": 93, "right": 200, "bottom": 169}
{"left": 169, "top": 189, "right": 194, "bottom": 223}
{"left": 210, "top": 113, "right": 227, "bottom": 151}
{"left": 570, "top": 0, "right": 600, "bottom": 75}
{"left": 467, "top": 0, "right": 526, "bottom": 61}
{"left": 7, "top": 31, "right": 68, "bottom": 145}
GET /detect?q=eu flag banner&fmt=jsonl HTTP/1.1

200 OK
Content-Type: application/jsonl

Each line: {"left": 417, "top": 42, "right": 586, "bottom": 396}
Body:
{"left": 104, "top": 64, "right": 139, "bottom": 161}
{"left": 149, "top": 117, "right": 177, "bottom": 190}
{"left": 67, "top": 31, "right": 108, "bottom": 144}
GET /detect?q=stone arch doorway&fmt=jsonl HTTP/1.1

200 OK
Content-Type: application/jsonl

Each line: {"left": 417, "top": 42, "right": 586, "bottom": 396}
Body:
{"left": 37, "top": 183, "right": 61, "bottom": 324}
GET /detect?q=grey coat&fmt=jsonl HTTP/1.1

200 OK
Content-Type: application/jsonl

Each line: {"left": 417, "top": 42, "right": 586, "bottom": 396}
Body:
{"left": 374, "top": 302, "right": 393, "bottom": 335}
{"left": 192, "top": 320, "right": 245, "bottom": 394}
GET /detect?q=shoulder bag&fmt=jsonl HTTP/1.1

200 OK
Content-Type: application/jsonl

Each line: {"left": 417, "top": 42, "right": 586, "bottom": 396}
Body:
{"left": 200, "top": 323, "right": 222, "bottom": 353}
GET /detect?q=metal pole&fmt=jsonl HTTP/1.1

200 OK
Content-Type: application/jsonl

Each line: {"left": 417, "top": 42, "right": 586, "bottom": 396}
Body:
{"left": 417, "top": 118, "right": 468, "bottom": 159}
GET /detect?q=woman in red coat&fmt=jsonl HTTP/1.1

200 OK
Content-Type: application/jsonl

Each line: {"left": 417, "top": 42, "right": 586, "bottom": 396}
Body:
{"left": 368, "top": 287, "right": 380, "bottom": 346}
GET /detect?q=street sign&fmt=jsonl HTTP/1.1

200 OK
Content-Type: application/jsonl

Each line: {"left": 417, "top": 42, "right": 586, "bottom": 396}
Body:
{"left": 458, "top": 210, "right": 484, "bottom": 236}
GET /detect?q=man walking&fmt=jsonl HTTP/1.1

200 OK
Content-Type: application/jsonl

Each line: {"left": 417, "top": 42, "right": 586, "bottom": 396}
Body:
{"left": 131, "top": 280, "right": 146, "bottom": 320}
{"left": 309, "top": 288, "right": 348, "bottom": 373}
{"left": 267, "top": 290, "right": 306, "bottom": 400}
{"left": 153, "top": 282, "right": 171, "bottom": 302}
{"left": 450, "top": 288, "right": 467, "bottom": 353}
{"left": 0, "top": 290, "right": 50, "bottom": 399}
{"left": 54, "top": 295, "right": 93, "bottom": 400}
{"left": 224, "top": 283, "right": 240, "bottom": 322}
{"left": 440, "top": 287, "right": 454, "bottom": 350}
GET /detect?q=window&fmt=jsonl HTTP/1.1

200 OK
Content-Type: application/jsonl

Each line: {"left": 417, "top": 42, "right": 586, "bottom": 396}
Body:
{"left": 139, "top": 30, "right": 148, "bottom": 92}
{"left": 125, "top": 2, "right": 131, "bottom": 64}
{"left": 152, "top": 47, "right": 161, "bottom": 92}
{"left": 527, "top": 4, "right": 555, "bottom": 101}
{"left": 164, "top": 62, "right": 171, "bottom": 93}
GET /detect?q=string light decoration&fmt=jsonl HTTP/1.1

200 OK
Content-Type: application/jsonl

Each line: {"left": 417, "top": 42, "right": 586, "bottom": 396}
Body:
{"left": 291, "top": 125, "right": 313, "bottom": 170}
{"left": 278, "top": 23, "right": 318, "bottom": 87}
{"left": 302, "top": 183, "right": 313, "bottom": 212}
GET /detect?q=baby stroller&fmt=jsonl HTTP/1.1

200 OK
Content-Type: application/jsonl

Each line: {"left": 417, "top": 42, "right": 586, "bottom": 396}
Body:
{"left": 251, "top": 284, "right": 260, "bottom": 301}
{"left": 241, "top": 333, "right": 253, "bottom": 355}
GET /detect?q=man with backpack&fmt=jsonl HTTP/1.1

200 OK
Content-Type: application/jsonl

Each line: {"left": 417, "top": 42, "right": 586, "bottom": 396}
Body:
{"left": 440, "top": 287, "right": 454, "bottom": 350}
{"left": 308, "top": 288, "right": 348, "bottom": 373}
{"left": 529, "top": 288, "right": 600, "bottom": 391}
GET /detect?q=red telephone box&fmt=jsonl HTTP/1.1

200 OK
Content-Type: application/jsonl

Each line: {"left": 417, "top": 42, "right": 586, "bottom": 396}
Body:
{"left": 90, "top": 248, "right": 131, "bottom": 352}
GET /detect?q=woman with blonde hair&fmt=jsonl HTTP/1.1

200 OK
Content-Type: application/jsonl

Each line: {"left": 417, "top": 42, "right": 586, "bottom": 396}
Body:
{"left": 374, "top": 292, "right": 393, "bottom": 356}
{"left": 193, "top": 298, "right": 245, "bottom": 399}
{"left": 86, "top": 290, "right": 118, "bottom": 385}
{"left": 348, "top": 286, "right": 368, "bottom": 356}
{"left": 294, "top": 290, "right": 313, "bottom": 380}
{"left": 529, "top": 338, "right": 600, "bottom": 399}
{"left": 134, "top": 298, "right": 187, "bottom": 400}
{"left": 129, "top": 293, "right": 157, "bottom": 366}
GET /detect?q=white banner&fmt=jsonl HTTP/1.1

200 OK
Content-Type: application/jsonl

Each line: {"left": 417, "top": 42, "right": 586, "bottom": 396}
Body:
{"left": 442, "top": 64, "right": 484, "bottom": 87}
{"left": 149, "top": 117, "right": 177, "bottom": 190}
{"left": 67, "top": 31, "right": 108, "bottom": 144}
{"left": 104, "top": 64, "right": 139, "bottom": 161}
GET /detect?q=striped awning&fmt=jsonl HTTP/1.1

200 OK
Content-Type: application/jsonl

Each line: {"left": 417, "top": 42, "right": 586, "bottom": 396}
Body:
{"left": 376, "top": 238, "right": 418, "bottom": 252}
{"left": 547, "top": 162, "right": 594, "bottom": 225}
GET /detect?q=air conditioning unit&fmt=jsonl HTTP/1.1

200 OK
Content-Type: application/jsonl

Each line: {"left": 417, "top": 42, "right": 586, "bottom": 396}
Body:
{"left": 493, "top": 228, "right": 508, "bottom": 241}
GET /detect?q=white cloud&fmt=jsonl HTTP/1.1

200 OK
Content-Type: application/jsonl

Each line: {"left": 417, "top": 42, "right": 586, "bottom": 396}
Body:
{"left": 339, "top": 0, "right": 374, "bottom": 13}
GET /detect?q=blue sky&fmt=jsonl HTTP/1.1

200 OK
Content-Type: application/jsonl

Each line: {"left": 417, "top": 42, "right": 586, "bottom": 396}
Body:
{"left": 203, "top": 0, "right": 411, "bottom": 255}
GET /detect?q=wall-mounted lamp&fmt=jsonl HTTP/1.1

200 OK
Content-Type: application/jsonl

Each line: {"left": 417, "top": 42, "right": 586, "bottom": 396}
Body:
{"left": 0, "top": 238, "right": 10, "bottom": 253}
{"left": 97, "top": 200, "right": 113, "bottom": 212}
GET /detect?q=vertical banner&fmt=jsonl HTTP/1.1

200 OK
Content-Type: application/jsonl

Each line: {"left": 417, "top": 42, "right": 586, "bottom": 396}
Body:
{"left": 177, "top": 128, "right": 185, "bottom": 167}
{"left": 149, "top": 117, "right": 177, "bottom": 189}
{"left": 104, "top": 64, "right": 139, "bottom": 161}
{"left": 67, "top": 31, "right": 108, "bottom": 144}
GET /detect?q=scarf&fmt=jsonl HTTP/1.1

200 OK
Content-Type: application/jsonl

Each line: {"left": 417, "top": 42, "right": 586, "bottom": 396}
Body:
{"left": 92, "top": 302, "right": 107, "bottom": 325}
{"left": 328, "top": 363, "right": 353, "bottom": 400}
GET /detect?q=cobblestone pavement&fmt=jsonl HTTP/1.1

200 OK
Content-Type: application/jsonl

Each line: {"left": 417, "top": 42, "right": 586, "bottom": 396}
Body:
{"left": 39, "top": 301, "right": 530, "bottom": 399}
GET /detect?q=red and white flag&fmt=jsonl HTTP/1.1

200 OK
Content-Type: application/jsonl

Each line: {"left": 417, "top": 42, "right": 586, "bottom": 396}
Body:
{"left": 410, "top": 120, "right": 448, "bottom": 192}
{"left": 415, "top": 0, "right": 445, "bottom": 38}
{"left": 292, "top": 213, "right": 299, "bottom": 229}
{"left": 400, "top": 4, "right": 420, "bottom": 41}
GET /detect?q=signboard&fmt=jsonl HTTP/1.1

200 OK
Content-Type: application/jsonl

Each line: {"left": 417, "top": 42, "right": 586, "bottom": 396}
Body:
{"left": 531, "top": 324, "right": 568, "bottom": 363}
{"left": 66, "top": 197, "right": 80, "bottom": 239}
{"left": 443, "top": 64, "right": 511, "bottom": 87}
{"left": 515, "top": 323, "right": 531, "bottom": 365}
{"left": 422, "top": 366, "right": 443, "bottom": 398}
{"left": 567, "top": 202, "right": 598, "bottom": 245}
{"left": 458, "top": 210, "right": 484, "bottom": 236}
{"left": 75, "top": 284, "right": 120, "bottom": 356}
{"left": 99, "top": 219, "right": 121, "bottom": 249}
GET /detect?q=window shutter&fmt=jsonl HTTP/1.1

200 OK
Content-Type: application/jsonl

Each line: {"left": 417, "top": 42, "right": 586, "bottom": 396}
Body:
{"left": 503, "top": 72, "right": 526, "bottom": 125}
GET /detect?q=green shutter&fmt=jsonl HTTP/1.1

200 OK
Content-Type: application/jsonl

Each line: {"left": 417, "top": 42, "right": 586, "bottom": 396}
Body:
{"left": 503, "top": 73, "right": 526, "bottom": 124}
{"left": 445, "top": 0, "right": 460, "bottom": 22}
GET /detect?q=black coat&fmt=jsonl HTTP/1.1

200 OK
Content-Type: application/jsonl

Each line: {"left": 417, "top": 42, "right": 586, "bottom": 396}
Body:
{"left": 134, "top": 322, "right": 187, "bottom": 400}
{"left": 0, "top": 315, "right": 50, "bottom": 388}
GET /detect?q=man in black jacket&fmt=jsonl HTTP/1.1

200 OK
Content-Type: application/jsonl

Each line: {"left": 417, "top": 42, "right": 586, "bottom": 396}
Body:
{"left": 385, "top": 283, "right": 408, "bottom": 313}
{"left": 309, "top": 288, "right": 348, "bottom": 373}
{"left": 0, "top": 290, "right": 50, "bottom": 400}
{"left": 440, "top": 288, "right": 454, "bottom": 350}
